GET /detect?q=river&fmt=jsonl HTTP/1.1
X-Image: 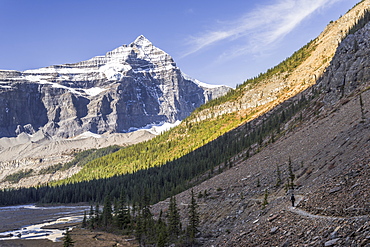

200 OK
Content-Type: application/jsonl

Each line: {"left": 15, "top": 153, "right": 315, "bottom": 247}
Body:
{"left": 0, "top": 204, "right": 90, "bottom": 242}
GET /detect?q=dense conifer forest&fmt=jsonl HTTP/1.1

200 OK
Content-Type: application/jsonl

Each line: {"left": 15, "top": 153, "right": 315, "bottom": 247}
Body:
{"left": 75, "top": 190, "right": 199, "bottom": 246}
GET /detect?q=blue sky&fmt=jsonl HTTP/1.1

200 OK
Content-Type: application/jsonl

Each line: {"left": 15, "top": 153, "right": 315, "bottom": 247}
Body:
{"left": 0, "top": 0, "right": 360, "bottom": 87}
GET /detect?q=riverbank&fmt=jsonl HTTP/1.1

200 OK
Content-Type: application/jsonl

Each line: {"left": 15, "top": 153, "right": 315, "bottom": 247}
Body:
{"left": 0, "top": 228, "right": 138, "bottom": 247}
{"left": 0, "top": 204, "right": 138, "bottom": 246}
{"left": 0, "top": 204, "right": 89, "bottom": 233}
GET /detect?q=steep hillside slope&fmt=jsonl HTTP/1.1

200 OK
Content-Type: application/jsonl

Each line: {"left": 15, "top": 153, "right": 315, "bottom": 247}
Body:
{"left": 152, "top": 18, "right": 370, "bottom": 246}
{"left": 192, "top": 0, "right": 369, "bottom": 122}
{"left": 57, "top": 0, "right": 370, "bottom": 184}
{"left": 156, "top": 90, "right": 369, "bottom": 246}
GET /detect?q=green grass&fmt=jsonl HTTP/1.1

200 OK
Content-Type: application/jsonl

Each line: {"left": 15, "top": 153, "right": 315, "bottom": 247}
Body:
{"left": 3, "top": 169, "right": 34, "bottom": 183}
{"left": 56, "top": 112, "right": 243, "bottom": 184}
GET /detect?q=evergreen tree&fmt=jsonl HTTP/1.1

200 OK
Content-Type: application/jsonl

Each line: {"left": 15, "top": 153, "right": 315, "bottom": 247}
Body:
{"left": 262, "top": 189, "right": 269, "bottom": 209}
{"left": 113, "top": 197, "right": 119, "bottom": 220}
{"left": 114, "top": 191, "right": 131, "bottom": 232}
{"left": 136, "top": 190, "right": 155, "bottom": 245}
{"left": 135, "top": 210, "right": 145, "bottom": 244}
{"left": 360, "top": 93, "right": 365, "bottom": 120}
{"left": 167, "top": 196, "right": 181, "bottom": 241}
{"left": 89, "top": 205, "right": 95, "bottom": 229}
{"left": 187, "top": 189, "right": 200, "bottom": 244}
{"left": 82, "top": 211, "right": 87, "bottom": 228}
{"left": 95, "top": 203, "right": 101, "bottom": 227}
{"left": 276, "top": 165, "right": 282, "bottom": 187}
{"left": 288, "top": 157, "right": 295, "bottom": 189}
{"left": 156, "top": 210, "right": 168, "bottom": 247}
{"left": 63, "top": 229, "right": 74, "bottom": 247}
{"left": 102, "top": 194, "right": 113, "bottom": 227}
{"left": 141, "top": 190, "right": 152, "bottom": 220}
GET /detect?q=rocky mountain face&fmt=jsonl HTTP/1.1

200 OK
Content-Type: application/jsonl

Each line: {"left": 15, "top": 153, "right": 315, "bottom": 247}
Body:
{"left": 150, "top": 2, "right": 370, "bottom": 246}
{"left": 318, "top": 20, "right": 370, "bottom": 105}
{"left": 0, "top": 35, "right": 230, "bottom": 189}
{"left": 0, "top": 35, "right": 230, "bottom": 138}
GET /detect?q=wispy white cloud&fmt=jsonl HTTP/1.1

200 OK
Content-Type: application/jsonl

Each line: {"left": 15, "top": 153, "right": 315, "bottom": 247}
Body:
{"left": 185, "top": 8, "right": 195, "bottom": 15}
{"left": 182, "top": 0, "right": 343, "bottom": 59}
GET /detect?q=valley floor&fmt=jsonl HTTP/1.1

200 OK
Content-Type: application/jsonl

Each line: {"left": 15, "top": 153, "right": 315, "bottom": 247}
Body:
{"left": 0, "top": 228, "right": 138, "bottom": 247}
{"left": 0, "top": 205, "right": 138, "bottom": 247}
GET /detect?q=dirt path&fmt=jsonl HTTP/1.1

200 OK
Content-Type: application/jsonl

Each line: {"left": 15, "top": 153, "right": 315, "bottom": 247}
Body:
{"left": 287, "top": 195, "right": 368, "bottom": 221}
{"left": 289, "top": 195, "right": 341, "bottom": 220}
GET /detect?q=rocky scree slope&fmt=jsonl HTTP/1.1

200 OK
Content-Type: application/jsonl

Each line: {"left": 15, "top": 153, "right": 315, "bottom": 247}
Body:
{"left": 152, "top": 6, "right": 370, "bottom": 247}
{"left": 0, "top": 130, "right": 155, "bottom": 189}
{"left": 0, "top": 35, "right": 230, "bottom": 139}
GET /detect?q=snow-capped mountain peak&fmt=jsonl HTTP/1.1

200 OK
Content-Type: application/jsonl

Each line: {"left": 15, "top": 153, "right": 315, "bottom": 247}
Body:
{"left": 133, "top": 35, "right": 153, "bottom": 47}
{"left": 0, "top": 36, "right": 231, "bottom": 138}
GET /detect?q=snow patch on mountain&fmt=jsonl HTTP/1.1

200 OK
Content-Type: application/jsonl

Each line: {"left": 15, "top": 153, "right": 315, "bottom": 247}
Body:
{"left": 72, "top": 131, "right": 102, "bottom": 139}
{"left": 182, "top": 72, "right": 229, "bottom": 89}
{"left": 83, "top": 87, "right": 107, "bottom": 96}
{"left": 99, "top": 63, "right": 132, "bottom": 80}
{"left": 126, "top": 121, "right": 181, "bottom": 135}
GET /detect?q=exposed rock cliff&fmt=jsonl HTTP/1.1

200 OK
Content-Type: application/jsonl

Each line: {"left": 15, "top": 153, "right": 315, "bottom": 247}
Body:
{"left": 318, "top": 20, "right": 370, "bottom": 104}
{"left": 0, "top": 35, "right": 230, "bottom": 138}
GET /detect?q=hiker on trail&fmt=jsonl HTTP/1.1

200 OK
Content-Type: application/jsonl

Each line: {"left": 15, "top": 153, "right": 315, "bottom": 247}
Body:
{"left": 291, "top": 193, "right": 295, "bottom": 207}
